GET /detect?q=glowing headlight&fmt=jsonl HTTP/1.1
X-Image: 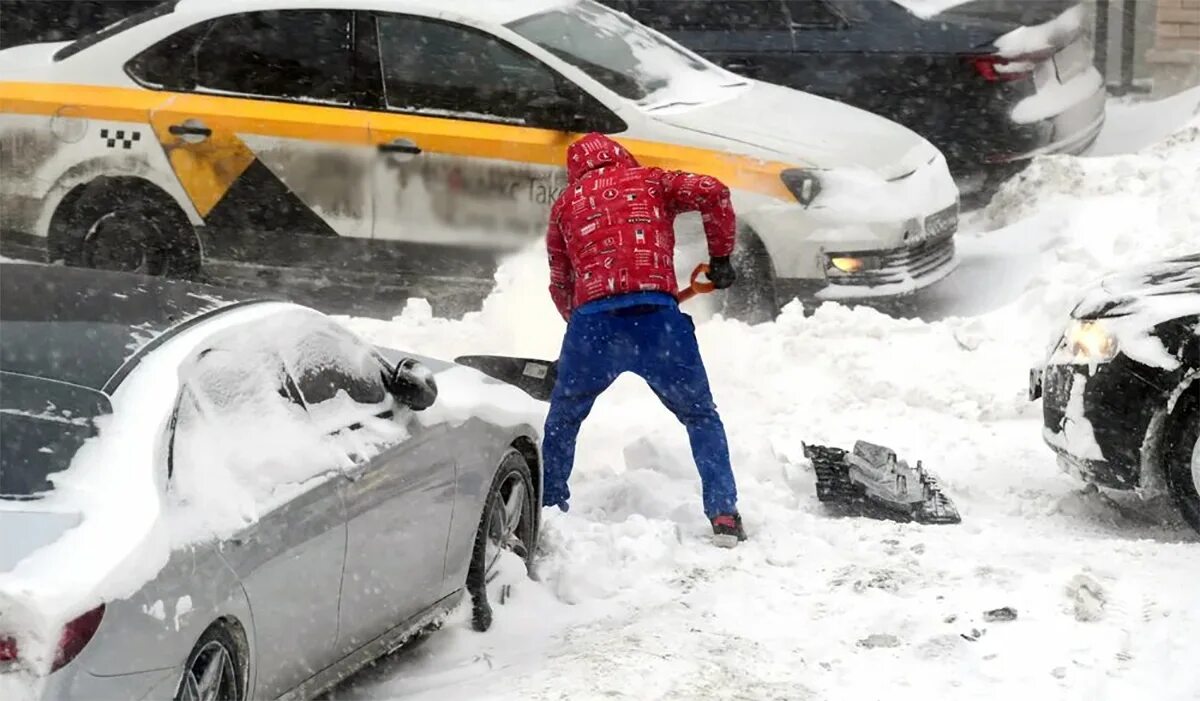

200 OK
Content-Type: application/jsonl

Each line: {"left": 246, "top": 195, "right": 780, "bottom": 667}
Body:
{"left": 826, "top": 254, "right": 881, "bottom": 275}
{"left": 1052, "top": 320, "right": 1119, "bottom": 364}
{"left": 830, "top": 257, "right": 864, "bottom": 273}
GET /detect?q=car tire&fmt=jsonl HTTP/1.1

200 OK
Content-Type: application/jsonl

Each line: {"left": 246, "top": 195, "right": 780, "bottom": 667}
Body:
{"left": 1165, "top": 385, "right": 1200, "bottom": 535}
{"left": 62, "top": 180, "right": 200, "bottom": 279}
{"left": 174, "top": 621, "right": 247, "bottom": 701}
{"left": 466, "top": 449, "right": 537, "bottom": 632}
{"left": 721, "top": 228, "right": 780, "bottom": 325}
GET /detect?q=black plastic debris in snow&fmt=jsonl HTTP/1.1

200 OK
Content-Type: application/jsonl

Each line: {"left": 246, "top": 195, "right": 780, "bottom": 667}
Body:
{"left": 803, "top": 441, "right": 961, "bottom": 525}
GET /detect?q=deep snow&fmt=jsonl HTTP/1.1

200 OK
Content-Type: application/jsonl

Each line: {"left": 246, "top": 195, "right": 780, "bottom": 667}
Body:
{"left": 327, "top": 96, "right": 1200, "bottom": 700}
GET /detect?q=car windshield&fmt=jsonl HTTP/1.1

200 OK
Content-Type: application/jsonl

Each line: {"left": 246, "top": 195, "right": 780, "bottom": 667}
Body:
{"left": 507, "top": 0, "right": 745, "bottom": 108}
{"left": 0, "top": 373, "right": 112, "bottom": 499}
{"left": 52, "top": 0, "right": 179, "bottom": 62}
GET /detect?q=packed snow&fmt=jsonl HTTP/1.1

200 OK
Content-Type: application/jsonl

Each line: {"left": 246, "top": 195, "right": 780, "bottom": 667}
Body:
{"left": 888, "top": 0, "right": 973, "bottom": 19}
{"left": 994, "top": 6, "right": 1087, "bottom": 58}
{"left": 328, "top": 96, "right": 1200, "bottom": 701}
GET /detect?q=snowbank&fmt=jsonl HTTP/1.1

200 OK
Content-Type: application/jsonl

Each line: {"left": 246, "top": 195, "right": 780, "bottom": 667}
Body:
{"left": 332, "top": 97, "right": 1200, "bottom": 701}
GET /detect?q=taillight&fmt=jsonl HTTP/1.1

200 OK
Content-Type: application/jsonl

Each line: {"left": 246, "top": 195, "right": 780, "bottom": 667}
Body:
{"left": 51, "top": 605, "right": 105, "bottom": 672}
{"left": 0, "top": 635, "right": 18, "bottom": 664}
{"left": 970, "top": 48, "right": 1056, "bottom": 82}
{"left": 970, "top": 55, "right": 1032, "bottom": 82}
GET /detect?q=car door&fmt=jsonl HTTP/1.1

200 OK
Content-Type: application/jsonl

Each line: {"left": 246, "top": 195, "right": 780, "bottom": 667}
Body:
{"left": 360, "top": 12, "right": 621, "bottom": 268}
{"left": 129, "top": 9, "right": 374, "bottom": 292}
{"left": 169, "top": 339, "right": 347, "bottom": 700}
{"left": 277, "top": 316, "right": 457, "bottom": 655}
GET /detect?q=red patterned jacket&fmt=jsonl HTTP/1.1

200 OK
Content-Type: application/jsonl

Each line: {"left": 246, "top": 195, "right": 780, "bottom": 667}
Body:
{"left": 546, "top": 133, "right": 736, "bottom": 320}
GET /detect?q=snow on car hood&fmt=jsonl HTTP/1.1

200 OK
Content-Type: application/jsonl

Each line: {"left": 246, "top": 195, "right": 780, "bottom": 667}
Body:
{"left": 1070, "top": 254, "right": 1200, "bottom": 369}
{"left": 651, "top": 81, "right": 941, "bottom": 180}
{"left": 1074, "top": 253, "right": 1200, "bottom": 321}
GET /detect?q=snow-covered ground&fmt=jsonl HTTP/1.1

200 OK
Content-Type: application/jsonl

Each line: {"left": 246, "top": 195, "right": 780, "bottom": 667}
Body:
{"left": 325, "top": 89, "right": 1200, "bottom": 701}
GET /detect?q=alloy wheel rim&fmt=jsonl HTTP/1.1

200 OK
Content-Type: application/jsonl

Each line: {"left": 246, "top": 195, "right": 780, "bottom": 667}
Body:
{"left": 484, "top": 474, "right": 528, "bottom": 583}
{"left": 179, "top": 640, "right": 239, "bottom": 701}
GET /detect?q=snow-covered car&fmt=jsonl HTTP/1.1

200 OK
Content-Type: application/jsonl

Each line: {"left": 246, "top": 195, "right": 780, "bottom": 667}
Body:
{"left": 604, "top": 0, "right": 1106, "bottom": 199}
{"left": 1029, "top": 254, "right": 1200, "bottom": 534}
{"left": 0, "top": 0, "right": 959, "bottom": 322}
{"left": 0, "top": 263, "right": 543, "bottom": 700}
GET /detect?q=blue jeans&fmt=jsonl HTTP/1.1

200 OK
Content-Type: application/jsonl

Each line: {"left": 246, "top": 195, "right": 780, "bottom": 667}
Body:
{"left": 542, "top": 298, "right": 738, "bottom": 518}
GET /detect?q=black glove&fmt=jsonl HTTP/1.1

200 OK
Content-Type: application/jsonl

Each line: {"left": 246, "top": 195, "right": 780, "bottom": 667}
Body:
{"left": 708, "top": 256, "right": 736, "bottom": 290}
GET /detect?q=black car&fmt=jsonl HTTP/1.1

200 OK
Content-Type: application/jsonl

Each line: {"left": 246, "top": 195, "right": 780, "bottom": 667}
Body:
{"left": 603, "top": 0, "right": 1106, "bottom": 198}
{"left": 1030, "top": 255, "right": 1200, "bottom": 535}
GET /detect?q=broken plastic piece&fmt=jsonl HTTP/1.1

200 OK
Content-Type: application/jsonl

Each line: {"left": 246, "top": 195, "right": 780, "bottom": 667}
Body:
{"left": 803, "top": 440, "right": 962, "bottom": 525}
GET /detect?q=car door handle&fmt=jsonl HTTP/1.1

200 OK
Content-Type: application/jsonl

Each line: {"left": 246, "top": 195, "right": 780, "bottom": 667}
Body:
{"left": 168, "top": 123, "right": 212, "bottom": 137}
{"left": 377, "top": 138, "right": 421, "bottom": 155}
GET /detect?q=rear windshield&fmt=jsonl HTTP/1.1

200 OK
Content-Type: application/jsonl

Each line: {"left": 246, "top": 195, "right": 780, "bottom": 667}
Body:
{"left": 0, "top": 373, "right": 112, "bottom": 498}
{"left": 53, "top": 0, "right": 179, "bottom": 62}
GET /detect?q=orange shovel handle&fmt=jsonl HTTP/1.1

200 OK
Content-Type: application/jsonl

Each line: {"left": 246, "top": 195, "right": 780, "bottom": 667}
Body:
{"left": 676, "top": 263, "right": 716, "bottom": 303}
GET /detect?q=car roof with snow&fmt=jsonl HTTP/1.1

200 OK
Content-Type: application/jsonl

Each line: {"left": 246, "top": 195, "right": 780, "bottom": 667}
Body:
{"left": 0, "top": 263, "right": 254, "bottom": 392}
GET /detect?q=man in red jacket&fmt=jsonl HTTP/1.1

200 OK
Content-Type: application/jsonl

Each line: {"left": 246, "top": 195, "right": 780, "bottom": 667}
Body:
{"left": 543, "top": 132, "right": 745, "bottom": 545}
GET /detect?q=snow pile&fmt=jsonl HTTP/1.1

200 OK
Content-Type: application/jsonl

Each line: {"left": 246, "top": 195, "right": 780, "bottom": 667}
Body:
{"left": 333, "top": 101, "right": 1200, "bottom": 701}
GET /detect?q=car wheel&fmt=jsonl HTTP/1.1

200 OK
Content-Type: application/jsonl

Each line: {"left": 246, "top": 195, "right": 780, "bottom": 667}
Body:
{"left": 175, "top": 622, "right": 246, "bottom": 701}
{"left": 1165, "top": 386, "right": 1200, "bottom": 535}
{"left": 63, "top": 181, "right": 200, "bottom": 278}
{"left": 721, "top": 228, "right": 780, "bottom": 325}
{"left": 466, "top": 449, "right": 537, "bottom": 632}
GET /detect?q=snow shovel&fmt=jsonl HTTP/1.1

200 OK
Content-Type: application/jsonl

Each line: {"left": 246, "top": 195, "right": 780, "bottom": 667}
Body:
{"left": 455, "top": 264, "right": 715, "bottom": 402}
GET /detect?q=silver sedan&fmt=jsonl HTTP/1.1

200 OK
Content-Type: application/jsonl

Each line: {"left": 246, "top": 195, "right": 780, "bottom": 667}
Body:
{"left": 0, "top": 263, "right": 542, "bottom": 700}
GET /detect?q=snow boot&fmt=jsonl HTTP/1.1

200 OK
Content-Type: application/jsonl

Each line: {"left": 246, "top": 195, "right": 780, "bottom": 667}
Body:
{"left": 710, "top": 512, "right": 746, "bottom": 548}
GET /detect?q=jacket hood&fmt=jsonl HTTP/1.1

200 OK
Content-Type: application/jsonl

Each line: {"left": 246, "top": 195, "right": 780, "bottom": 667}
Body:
{"left": 566, "top": 133, "right": 639, "bottom": 182}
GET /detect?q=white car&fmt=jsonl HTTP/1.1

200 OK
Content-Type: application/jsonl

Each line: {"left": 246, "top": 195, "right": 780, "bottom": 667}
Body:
{"left": 0, "top": 0, "right": 959, "bottom": 321}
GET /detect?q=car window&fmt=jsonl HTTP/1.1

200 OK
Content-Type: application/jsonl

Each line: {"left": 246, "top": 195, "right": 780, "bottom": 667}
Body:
{"left": 192, "top": 10, "right": 353, "bottom": 104}
{"left": 374, "top": 14, "right": 563, "bottom": 125}
{"left": 0, "top": 372, "right": 111, "bottom": 499}
{"left": 282, "top": 321, "right": 389, "bottom": 411}
{"left": 125, "top": 21, "right": 211, "bottom": 91}
{"left": 508, "top": 0, "right": 743, "bottom": 108}
{"left": 628, "top": 1, "right": 791, "bottom": 31}
{"left": 785, "top": 0, "right": 844, "bottom": 26}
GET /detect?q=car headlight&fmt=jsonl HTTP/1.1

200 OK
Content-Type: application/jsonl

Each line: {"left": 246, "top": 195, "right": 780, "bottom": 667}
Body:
{"left": 1051, "top": 320, "right": 1119, "bottom": 364}
{"left": 826, "top": 254, "right": 882, "bottom": 275}
{"left": 781, "top": 169, "right": 822, "bottom": 207}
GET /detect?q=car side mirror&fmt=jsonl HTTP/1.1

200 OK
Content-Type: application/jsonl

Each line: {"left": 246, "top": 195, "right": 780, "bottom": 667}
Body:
{"left": 385, "top": 358, "right": 438, "bottom": 411}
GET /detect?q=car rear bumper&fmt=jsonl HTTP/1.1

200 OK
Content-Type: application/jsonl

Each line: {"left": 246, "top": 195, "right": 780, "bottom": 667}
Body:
{"left": 998, "top": 81, "right": 1107, "bottom": 162}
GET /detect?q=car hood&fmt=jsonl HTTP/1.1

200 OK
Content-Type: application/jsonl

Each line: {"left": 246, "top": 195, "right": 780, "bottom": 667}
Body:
{"left": 0, "top": 508, "right": 81, "bottom": 574}
{"left": 1073, "top": 254, "right": 1200, "bottom": 321}
{"left": 649, "top": 81, "right": 942, "bottom": 180}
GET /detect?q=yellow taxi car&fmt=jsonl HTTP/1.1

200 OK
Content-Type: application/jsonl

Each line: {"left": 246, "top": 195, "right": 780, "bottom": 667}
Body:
{"left": 0, "top": 0, "right": 959, "bottom": 320}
